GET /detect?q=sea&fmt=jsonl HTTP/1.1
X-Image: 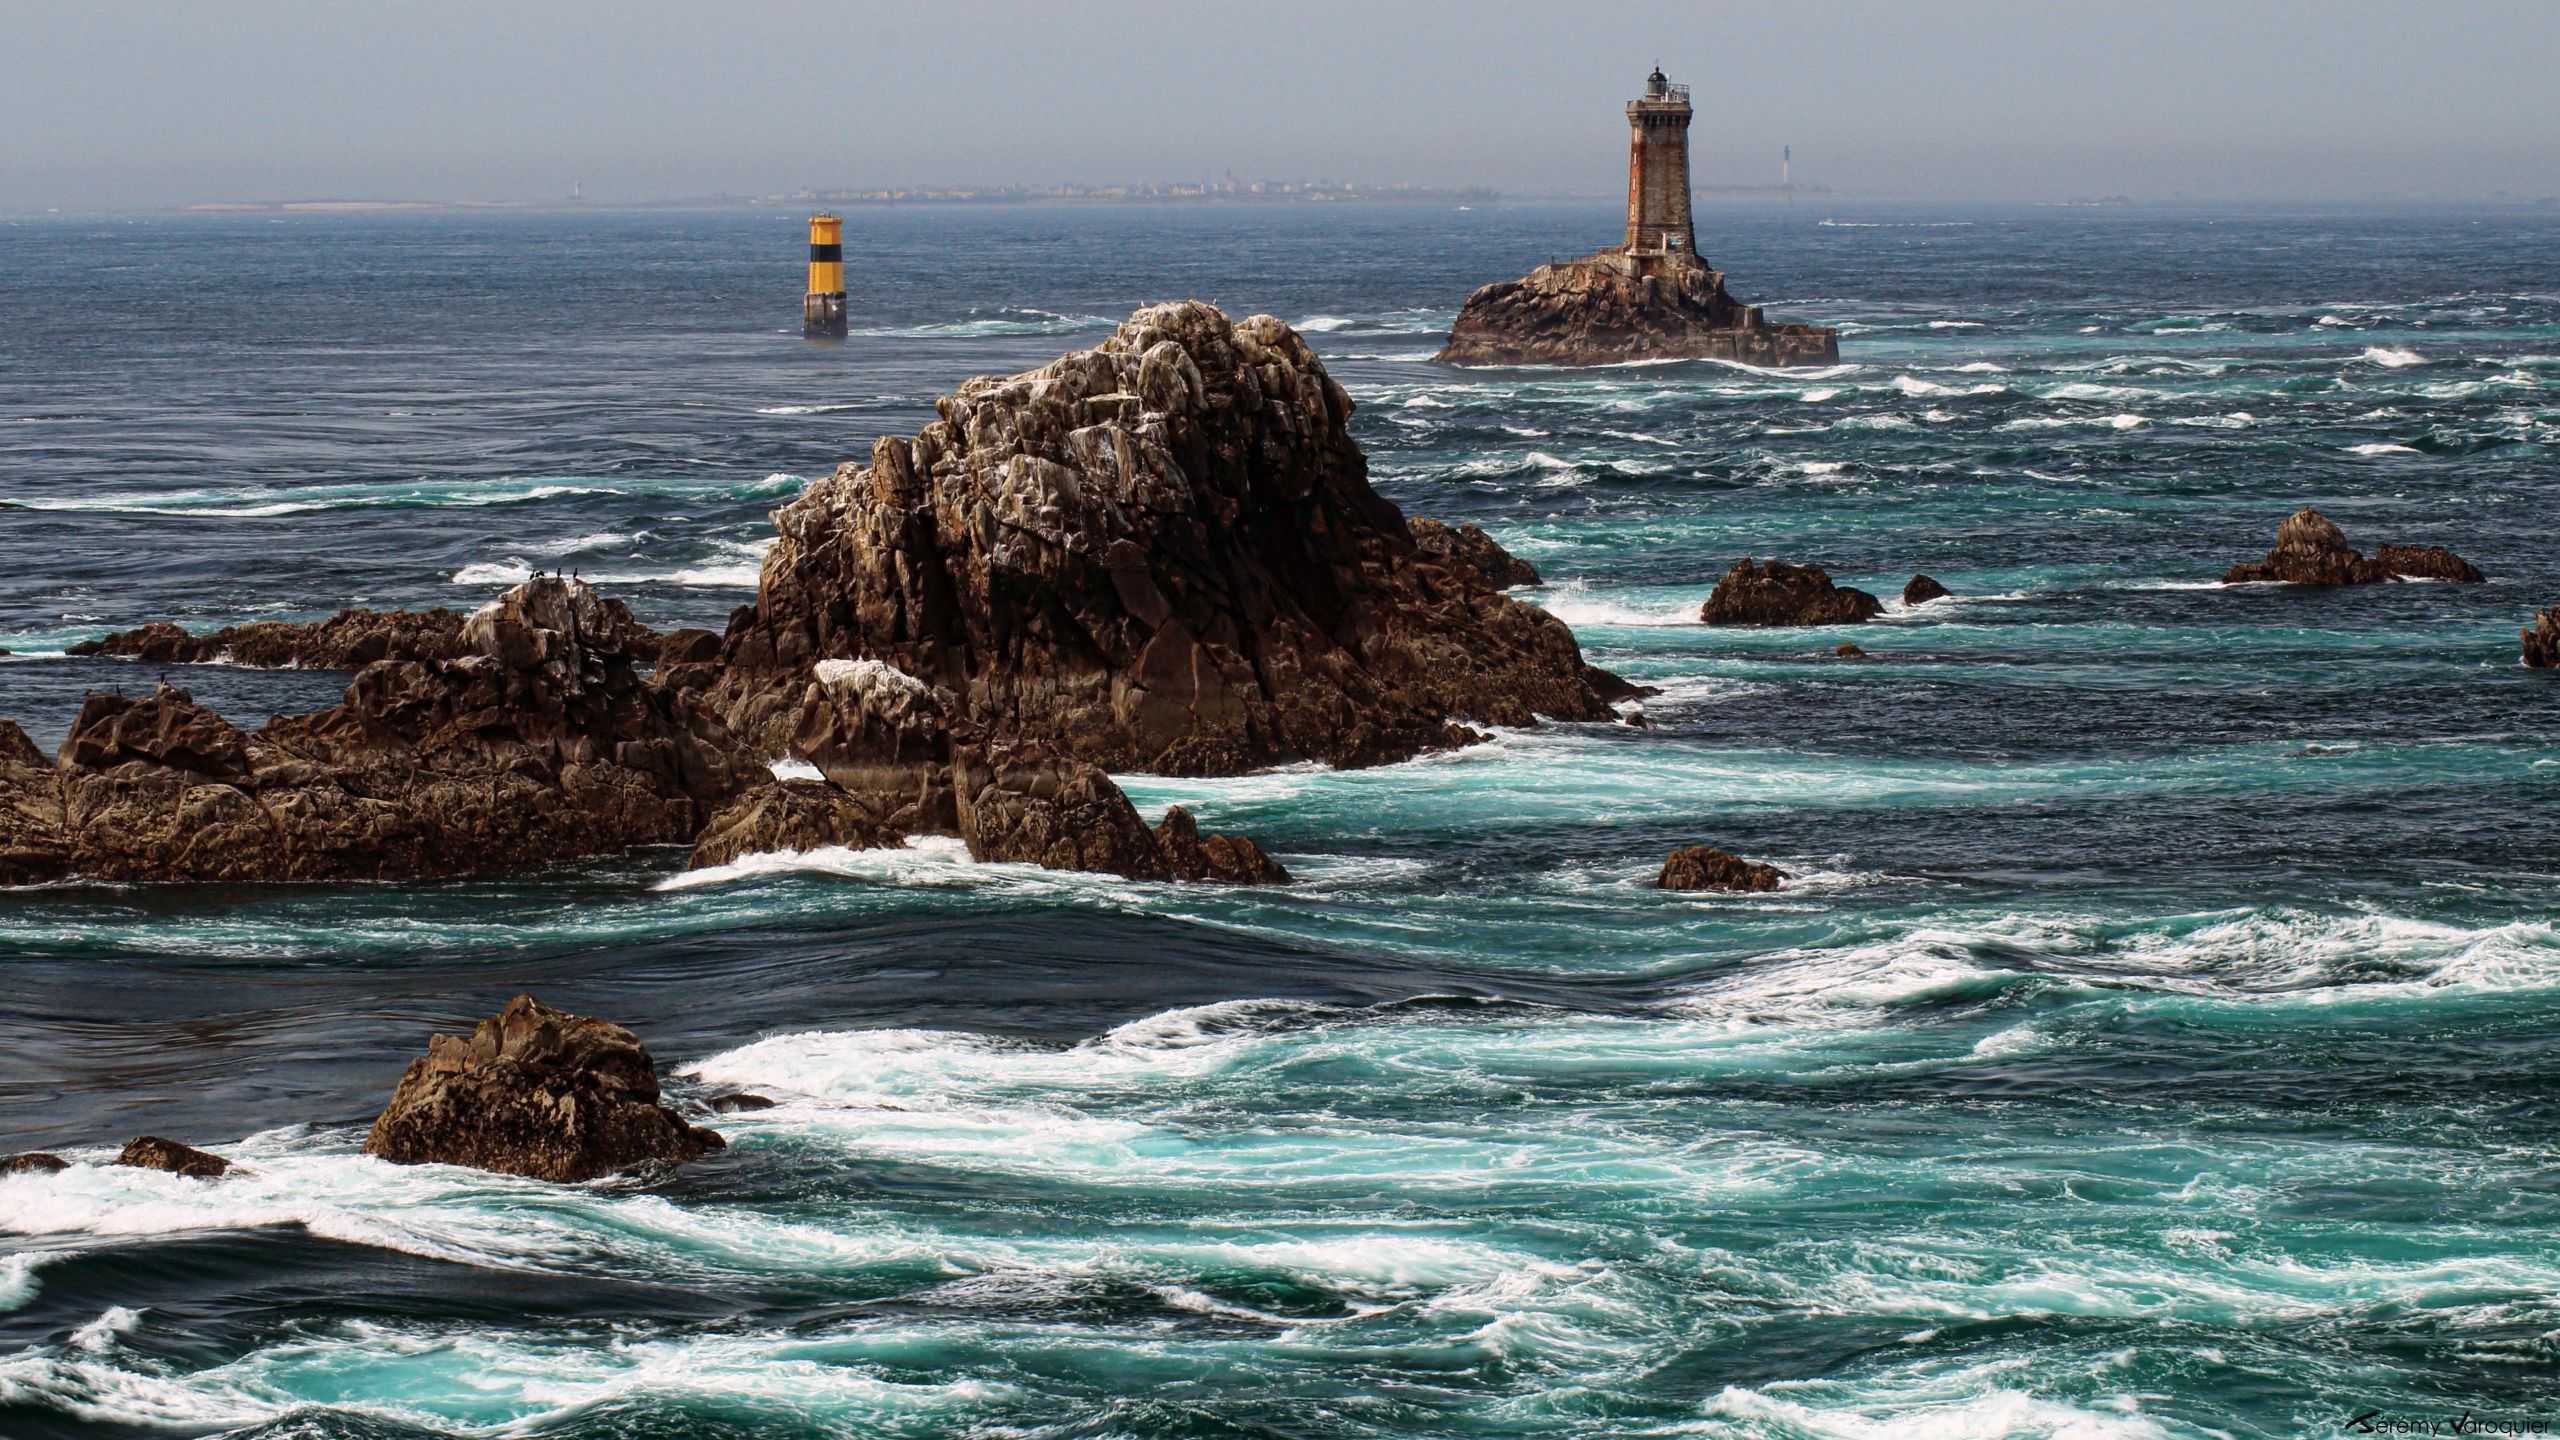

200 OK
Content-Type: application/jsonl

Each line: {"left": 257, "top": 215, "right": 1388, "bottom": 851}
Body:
{"left": 2, "top": 199, "right": 2557, "bottom": 1439}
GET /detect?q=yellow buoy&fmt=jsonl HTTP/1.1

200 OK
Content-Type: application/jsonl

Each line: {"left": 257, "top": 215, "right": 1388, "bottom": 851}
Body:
{"left": 803, "top": 215, "right": 847, "bottom": 339}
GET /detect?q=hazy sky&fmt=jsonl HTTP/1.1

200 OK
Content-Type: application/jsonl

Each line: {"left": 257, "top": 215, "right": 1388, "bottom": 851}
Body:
{"left": 5, "top": 0, "right": 2556, "bottom": 209}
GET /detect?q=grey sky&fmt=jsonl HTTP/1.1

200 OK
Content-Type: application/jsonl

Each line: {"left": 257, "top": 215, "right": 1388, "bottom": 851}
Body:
{"left": 5, "top": 0, "right": 2555, "bottom": 209}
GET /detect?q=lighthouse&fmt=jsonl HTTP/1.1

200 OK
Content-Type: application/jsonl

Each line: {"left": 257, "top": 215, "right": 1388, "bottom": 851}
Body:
{"left": 1623, "top": 66, "right": 1695, "bottom": 266}
{"left": 803, "top": 215, "right": 848, "bottom": 339}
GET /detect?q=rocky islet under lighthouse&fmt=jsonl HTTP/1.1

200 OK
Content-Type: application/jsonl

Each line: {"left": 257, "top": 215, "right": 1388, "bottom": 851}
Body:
{"left": 1436, "top": 68, "right": 1839, "bottom": 367}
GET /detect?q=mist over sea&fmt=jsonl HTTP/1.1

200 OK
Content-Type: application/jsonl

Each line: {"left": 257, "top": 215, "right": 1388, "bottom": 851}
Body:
{"left": 3, "top": 200, "right": 2558, "bottom": 1438}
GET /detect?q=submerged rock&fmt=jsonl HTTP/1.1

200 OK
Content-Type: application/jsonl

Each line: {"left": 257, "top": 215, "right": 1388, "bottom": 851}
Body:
{"left": 0, "top": 576, "right": 748, "bottom": 885}
{"left": 2526, "top": 608, "right": 2559, "bottom": 668}
{"left": 1903, "top": 575, "right": 1951, "bottom": 606}
{"left": 1700, "top": 560, "right": 1884, "bottom": 627}
{"left": 2222, "top": 508, "right": 2483, "bottom": 586}
{"left": 1437, "top": 252, "right": 1837, "bottom": 368}
{"left": 364, "top": 995, "right": 722, "bottom": 1182}
{"left": 1836, "top": 642, "right": 1868, "bottom": 659}
{"left": 1657, "top": 846, "right": 1788, "bottom": 894}
{"left": 116, "top": 1136, "right": 229, "bottom": 1179}
{"left": 707, "top": 1093, "right": 777, "bottom": 1114}
{"left": 715, "top": 302, "right": 1626, "bottom": 774}
{"left": 1409, "top": 517, "right": 1541, "bottom": 589}
{"left": 3, "top": 1152, "right": 69, "bottom": 1175}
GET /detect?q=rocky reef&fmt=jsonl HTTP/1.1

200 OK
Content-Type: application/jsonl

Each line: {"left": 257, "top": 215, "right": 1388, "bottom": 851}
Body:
{"left": 364, "top": 995, "right": 723, "bottom": 1182}
{"left": 2, "top": 305, "right": 1634, "bottom": 889}
{"left": 1700, "top": 560, "right": 1884, "bottom": 627}
{"left": 1902, "top": 575, "right": 1951, "bottom": 607}
{"left": 2526, "top": 608, "right": 2559, "bottom": 669}
{"left": 1658, "top": 846, "right": 1788, "bottom": 893}
{"left": 0, "top": 577, "right": 743, "bottom": 885}
{"left": 69, "top": 606, "right": 483, "bottom": 669}
{"left": 711, "top": 302, "right": 1632, "bottom": 775}
{"left": 1438, "top": 253, "right": 1837, "bottom": 368}
{"left": 2222, "top": 508, "right": 2484, "bottom": 586}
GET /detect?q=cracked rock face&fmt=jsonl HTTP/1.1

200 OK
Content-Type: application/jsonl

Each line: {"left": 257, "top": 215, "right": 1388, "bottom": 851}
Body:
{"left": 2221, "top": 508, "right": 2484, "bottom": 586}
{"left": 686, "top": 657, "right": 1288, "bottom": 884}
{"left": 715, "top": 302, "right": 1627, "bottom": 775}
{"left": 363, "top": 995, "right": 722, "bottom": 1182}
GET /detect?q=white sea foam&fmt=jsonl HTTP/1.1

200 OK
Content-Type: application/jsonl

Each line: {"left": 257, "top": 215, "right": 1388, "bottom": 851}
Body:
{"left": 1532, "top": 580, "right": 1701, "bottom": 628}
{"left": 2348, "top": 442, "right": 2419, "bottom": 455}
{"left": 0, "top": 1252, "right": 45, "bottom": 1312}
{"left": 2360, "top": 345, "right": 2424, "bottom": 368}
{"left": 657, "top": 836, "right": 980, "bottom": 893}
{"left": 450, "top": 559, "right": 533, "bottom": 586}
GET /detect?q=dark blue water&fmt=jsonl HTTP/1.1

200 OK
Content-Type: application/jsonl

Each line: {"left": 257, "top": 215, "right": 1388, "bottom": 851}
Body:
{"left": 3, "top": 201, "right": 2558, "bottom": 1438}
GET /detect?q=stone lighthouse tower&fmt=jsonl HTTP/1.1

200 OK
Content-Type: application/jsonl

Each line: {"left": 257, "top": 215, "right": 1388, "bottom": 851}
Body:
{"left": 1623, "top": 66, "right": 1695, "bottom": 269}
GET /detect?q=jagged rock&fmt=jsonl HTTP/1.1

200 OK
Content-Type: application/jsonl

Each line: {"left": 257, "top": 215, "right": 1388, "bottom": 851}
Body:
{"left": 2526, "top": 608, "right": 2559, "bottom": 669}
{"left": 1438, "top": 252, "right": 1837, "bottom": 368}
{"left": 708, "top": 1093, "right": 777, "bottom": 1114}
{"left": 74, "top": 608, "right": 464, "bottom": 669}
{"left": 2374, "top": 544, "right": 2486, "bottom": 584}
{"left": 1149, "top": 804, "right": 1290, "bottom": 885}
{"left": 0, "top": 577, "right": 749, "bottom": 885}
{"left": 687, "top": 778, "right": 902, "bottom": 868}
{"left": 116, "top": 1137, "right": 229, "bottom": 1179}
{"left": 1836, "top": 642, "right": 1868, "bottom": 659}
{"left": 2222, "top": 508, "right": 2484, "bottom": 586}
{"left": 363, "top": 995, "right": 722, "bottom": 1182}
{"left": 1700, "top": 560, "right": 1884, "bottom": 627}
{"left": 1657, "top": 846, "right": 1788, "bottom": 893}
{"left": 3, "top": 1152, "right": 69, "bottom": 1175}
{"left": 1409, "top": 518, "right": 1541, "bottom": 588}
{"left": 1903, "top": 575, "right": 1951, "bottom": 606}
{"left": 713, "top": 303, "right": 1627, "bottom": 775}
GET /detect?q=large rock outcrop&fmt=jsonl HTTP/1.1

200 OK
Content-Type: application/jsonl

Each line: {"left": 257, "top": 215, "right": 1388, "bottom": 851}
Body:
{"left": 1438, "top": 252, "right": 1837, "bottom": 368}
{"left": 2527, "top": 608, "right": 2559, "bottom": 669}
{"left": 712, "top": 302, "right": 1632, "bottom": 775}
{"left": 364, "top": 996, "right": 722, "bottom": 1182}
{"left": 0, "top": 577, "right": 746, "bottom": 884}
{"left": 1700, "top": 560, "right": 1884, "bottom": 627}
{"left": 2222, "top": 509, "right": 2484, "bottom": 586}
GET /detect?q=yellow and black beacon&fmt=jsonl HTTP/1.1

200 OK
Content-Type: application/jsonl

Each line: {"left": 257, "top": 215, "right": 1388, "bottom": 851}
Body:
{"left": 803, "top": 215, "right": 848, "bottom": 339}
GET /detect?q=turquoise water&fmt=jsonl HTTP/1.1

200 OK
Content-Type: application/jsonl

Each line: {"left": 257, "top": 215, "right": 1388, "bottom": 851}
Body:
{"left": 2, "top": 202, "right": 2557, "bottom": 1437}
